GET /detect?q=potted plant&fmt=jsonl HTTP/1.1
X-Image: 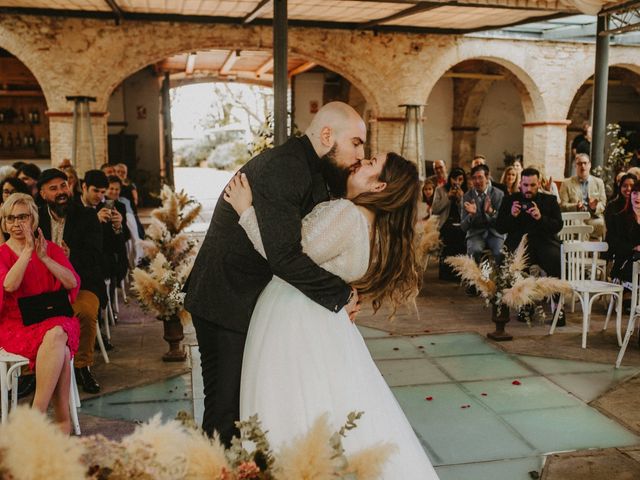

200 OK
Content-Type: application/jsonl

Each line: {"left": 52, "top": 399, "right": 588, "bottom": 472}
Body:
{"left": 445, "top": 236, "right": 571, "bottom": 340}
{"left": 132, "top": 185, "right": 201, "bottom": 361}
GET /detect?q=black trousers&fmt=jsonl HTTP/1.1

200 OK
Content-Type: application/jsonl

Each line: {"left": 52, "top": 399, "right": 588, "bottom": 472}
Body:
{"left": 527, "top": 241, "right": 561, "bottom": 279}
{"left": 191, "top": 314, "right": 247, "bottom": 446}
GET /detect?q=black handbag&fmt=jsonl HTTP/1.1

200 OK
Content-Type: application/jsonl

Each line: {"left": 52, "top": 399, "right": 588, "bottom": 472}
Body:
{"left": 18, "top": 289, "right": 73, "bottom": 326}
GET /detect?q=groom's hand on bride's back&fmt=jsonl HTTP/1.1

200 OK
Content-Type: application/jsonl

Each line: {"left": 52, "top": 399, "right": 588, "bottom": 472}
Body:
{"left": 346, "top": 287, "right": 360, "bottom": 322}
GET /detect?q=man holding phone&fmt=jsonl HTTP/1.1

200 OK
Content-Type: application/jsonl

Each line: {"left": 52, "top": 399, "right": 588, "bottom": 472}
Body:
{"left": 497, "top": 167, "right": 565, "bottom": 324}
{"left": 81, "top": 170, "right": 129, "bottom": 342}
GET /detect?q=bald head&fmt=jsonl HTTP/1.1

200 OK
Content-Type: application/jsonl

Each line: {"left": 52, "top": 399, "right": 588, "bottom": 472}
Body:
{"left": 306, "top": 102, "right": 366, "bottom": 158}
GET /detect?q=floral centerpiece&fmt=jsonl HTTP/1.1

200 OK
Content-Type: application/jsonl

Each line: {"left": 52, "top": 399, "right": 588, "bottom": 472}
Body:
{"left": 0, "top": 406, "right": 393, "bottom": 480}
{"left": 131, "top": 185, "right": 202, "bottom": 361}
{"left": 445, "top": 235, "right": 571, "bottom": 340}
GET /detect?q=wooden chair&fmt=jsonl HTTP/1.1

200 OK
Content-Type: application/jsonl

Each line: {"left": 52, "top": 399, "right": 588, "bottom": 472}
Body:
{"left": 549, "top": 241, "right": 624, "bottom": 349}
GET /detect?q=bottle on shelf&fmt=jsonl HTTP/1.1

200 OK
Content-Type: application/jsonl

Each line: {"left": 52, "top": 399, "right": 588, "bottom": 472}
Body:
{"left": 15, "top": 132, "right": 21, "bottom": 148}
{"left": 0, "top": 110, "right": 4, "bottom": 123}
{"left": 18, "top": 109, "right": 25, "bottom": 124}
{"left": 0, "top": 133, "right": 3, "bottom": 149}
{"left": 32, "top": 109, "right": 40, "bottom": 124}
{"left": 6, "top": 132, "right": 13, "bottom": 149}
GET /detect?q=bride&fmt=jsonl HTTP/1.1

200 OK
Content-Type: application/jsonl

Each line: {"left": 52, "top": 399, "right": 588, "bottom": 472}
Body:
{"left": 224, "top": 151, "right": 439, "bottom": 479}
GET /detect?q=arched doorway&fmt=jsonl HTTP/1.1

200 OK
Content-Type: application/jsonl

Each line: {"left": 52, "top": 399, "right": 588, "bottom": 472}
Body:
{"left": 424, "top": 59, "right": 528, "bottom": 177}
{"left": 565, "top": 65, "right": 640, "bottom": 177}
{"left": 106, "top": 48, "right": 370, "bottom": 205}
{"left": 0, "top": 48, "right": 50, "bottom": 168}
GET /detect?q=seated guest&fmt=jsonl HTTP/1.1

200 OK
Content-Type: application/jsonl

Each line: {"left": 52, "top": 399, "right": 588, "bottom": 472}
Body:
{"left": 605, "top": 173, "right": 636, "bottom": 250}
{"left": 418, "top": 178, "right": 435, "bottom": 222}
{"left": 471, "top": 155, "right": 506, "bottom": 193}
{"left": 81, "top": 171, "right": 129, "bottom": 302}
{"left": 529, "top": 163, "right": 560, "bottom": 201}
{"left": 61, "top": 166, "right": 82, "bottom": 199}
{"left": 500, "top": 165, "right": 520, "bottom": 196}
{"left": 0, "top": 194, "right": 80, "bottom": 433}
{"left": 427, "top": 159, "right": 448, "bottom": 188}
{"left": 107, "top": 175, "right": 142, "bottom": 268}
{"left": 38, "top": 169, "right": 104, "bottom": 393}
{"left": 512, "top": 157, "right": 523, "bottom": 177}
{"left": 115, "top": 163, "right": 144, "bottom": 238}
{"left": 432, "top": 167, "right": 467, "bottom": 281}
{"left": 100, "top": 163, "right": 116, "bottom": 177}
{"left": 16, "top": 163, "right": 41, "bottom": 198}
{"left": 560, "top": 153, "right": 606, "bottom": 239}
{"left": 2, "top": 177, "right": 30, "bottom": 204}
{"left": 461, "top": 164, "right": 505, "bottom": 265}
{"left": 497, "top": 167, "right": 565, "bottom": 323}
{"left": 0, "top": 165, "right": 16, "bottom": 185}
{"left": 609, "top": 182, "right": 640, "bottom": 286}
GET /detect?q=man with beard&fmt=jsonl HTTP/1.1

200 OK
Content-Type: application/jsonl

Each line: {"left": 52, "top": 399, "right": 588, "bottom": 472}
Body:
{"left": 37, "top": 169, "right": 104, "bottom": 393}
{"left": 184, "top": 102, "right": 364, "bottom": 444}
{"left": 496, "top": 167, "right": 565, "bottom": 324}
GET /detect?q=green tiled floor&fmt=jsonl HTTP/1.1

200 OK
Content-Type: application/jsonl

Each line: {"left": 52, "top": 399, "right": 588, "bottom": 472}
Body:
{"left": 82, "top": 329, "right": 640, "bottom": 480}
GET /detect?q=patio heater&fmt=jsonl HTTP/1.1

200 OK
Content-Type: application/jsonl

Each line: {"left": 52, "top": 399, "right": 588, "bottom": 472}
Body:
{"left": 66, "top": 96, "right": 98, "bottom": 174}
{"left": 400, "top": 104, "right": 426, "bottom": 180}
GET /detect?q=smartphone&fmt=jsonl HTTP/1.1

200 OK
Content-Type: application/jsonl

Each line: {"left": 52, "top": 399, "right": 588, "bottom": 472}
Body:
{"left": 104, "top": 199, "right": 115, "bottom": 210}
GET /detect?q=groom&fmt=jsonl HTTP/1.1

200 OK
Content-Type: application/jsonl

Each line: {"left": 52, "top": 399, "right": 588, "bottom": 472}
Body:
{"left": 185, "top": 102, "right": 365, "bottom": 445}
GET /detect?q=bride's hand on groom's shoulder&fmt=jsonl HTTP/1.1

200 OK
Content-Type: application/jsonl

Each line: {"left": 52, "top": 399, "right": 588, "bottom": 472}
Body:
{"left": 224, "top": 172, "right": 253, "bottom": 215}
{"left": 346, "top": 287, "right": 360, "bottom": 323}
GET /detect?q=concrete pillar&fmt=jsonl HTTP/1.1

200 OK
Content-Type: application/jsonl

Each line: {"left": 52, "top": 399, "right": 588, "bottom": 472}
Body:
{"left": 522, "top": 120, "right": 570, "bottom": 180}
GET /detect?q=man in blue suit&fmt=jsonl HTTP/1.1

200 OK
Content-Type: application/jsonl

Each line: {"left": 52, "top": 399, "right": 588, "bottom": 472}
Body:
{"left": 461, "top": 164, "right": 505, "bottom": 265}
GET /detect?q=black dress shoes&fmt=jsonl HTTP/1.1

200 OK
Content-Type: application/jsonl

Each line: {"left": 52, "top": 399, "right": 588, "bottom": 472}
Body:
{"left": 17, "top": 374, "right": 36, "bottom": 399}
{"left": 75, "top": 366, "right": 101, "bottom": 394}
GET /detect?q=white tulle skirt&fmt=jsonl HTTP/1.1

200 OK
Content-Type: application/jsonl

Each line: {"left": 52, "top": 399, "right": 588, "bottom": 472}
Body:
{"left": 240, "top": 277, "right": 439, "bottom": 479}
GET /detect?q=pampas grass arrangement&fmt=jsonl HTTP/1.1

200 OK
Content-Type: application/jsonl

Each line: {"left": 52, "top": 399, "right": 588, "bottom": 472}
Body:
{"left": 131, "top": 185, "right": 201, "bottom": 324}
{"left": 416, "top": 216, "right": 442, "bottom": 269}
{"left": 445, "top": 235, "right": 571, "bottom": 319}
{"left": 0, "top": 408, "right": 391, "bottom": 480}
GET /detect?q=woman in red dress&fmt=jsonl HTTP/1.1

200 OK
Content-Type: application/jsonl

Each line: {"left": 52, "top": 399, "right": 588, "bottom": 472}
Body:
{"left": 0, "top": 193, "right": 80, "bottom": 433}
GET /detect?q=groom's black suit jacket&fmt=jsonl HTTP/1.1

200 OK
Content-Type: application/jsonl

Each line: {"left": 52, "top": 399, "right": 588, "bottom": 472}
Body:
{"left": 184, "top": 135, "right": 352, "bottom": 333}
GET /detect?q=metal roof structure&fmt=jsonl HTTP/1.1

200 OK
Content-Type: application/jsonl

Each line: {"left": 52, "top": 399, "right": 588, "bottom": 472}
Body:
{"left": 0, "top": 0, "right": 629, "bottom": 34}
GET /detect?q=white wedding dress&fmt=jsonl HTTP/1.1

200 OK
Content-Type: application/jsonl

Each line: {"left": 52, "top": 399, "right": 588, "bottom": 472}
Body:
{"left": 239, "top": 199, "right": 439, "bottom": 479}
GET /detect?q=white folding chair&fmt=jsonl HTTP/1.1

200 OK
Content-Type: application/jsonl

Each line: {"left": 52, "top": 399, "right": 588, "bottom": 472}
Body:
{"left": 549, "top": 241, "right": 624, "bottom": 349}
{"left": 561, "top": 211, "right": 591, "bottom": 227}
{"left": 616, "top": 261, "right": 640, "bottom": 368}
{"left": 0, "top": 350, "right": 81, "bottom": 435}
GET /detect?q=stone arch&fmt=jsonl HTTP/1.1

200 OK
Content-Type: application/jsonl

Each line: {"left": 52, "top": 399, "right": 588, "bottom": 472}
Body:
{"left": 0, "top": 40, "right": 51, "bottom": 112}
{"left": 422, "top": 48, "right": 547, "bottom": 123}
{"left": 424, "top": 57, "right": 530, "bottom": 169}
{"left": 564, "top": 63, "right": 640, "bottom": 175}
{"left": 95, "top": 25, "right": 379, "bottom": 118}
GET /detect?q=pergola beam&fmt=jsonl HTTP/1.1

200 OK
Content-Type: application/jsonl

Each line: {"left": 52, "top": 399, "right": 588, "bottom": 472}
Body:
{"left": 243, "top": 0, "right": 272, "bottom": 24}
{"left": 185, "top": 52, "right": 197, "bottom": 74}
{"left": 104, "top": 0, "right": 123, "bottom": 24}
{"left": 359, "top": 2, "right": 444, "bottom": 28}
{"left": 219, "top": 50, "right": 239, "bottom": 75}
{"left": 255, "top": 56, "right": 274, "bottom": 77}
{"left": 288, "top": 61, "right": 316, "bottom": 77}
{"left": 542, "top": 22, "right": 596, "bottom": 40}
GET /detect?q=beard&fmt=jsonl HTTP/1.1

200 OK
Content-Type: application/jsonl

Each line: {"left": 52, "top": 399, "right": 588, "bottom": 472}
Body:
{"left": 319, "top": 144, "right": 352, "bottom": 198}
{"left": 47, "top": 194, "right": 69, "bottom": 218}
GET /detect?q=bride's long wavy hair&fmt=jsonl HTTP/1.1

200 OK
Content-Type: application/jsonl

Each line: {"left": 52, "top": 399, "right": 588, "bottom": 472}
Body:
{"left": 351, "top": 152, "right": 421, "bottom": 315}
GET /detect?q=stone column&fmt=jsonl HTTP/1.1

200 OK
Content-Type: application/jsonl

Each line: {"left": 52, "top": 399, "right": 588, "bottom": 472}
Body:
{"left": 522, "top": 120, "right": 570, "bottom": 181}
{"left": 47, "top": 112, "right": 109, "bottom": 175}
{"left": 370, "top": 114, "right": 405, "bottom": 156}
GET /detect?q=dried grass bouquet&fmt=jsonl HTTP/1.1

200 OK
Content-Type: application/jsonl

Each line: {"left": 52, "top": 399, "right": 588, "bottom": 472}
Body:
{"left": 445, "top": 235, "right": 571, "bottom": 316}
